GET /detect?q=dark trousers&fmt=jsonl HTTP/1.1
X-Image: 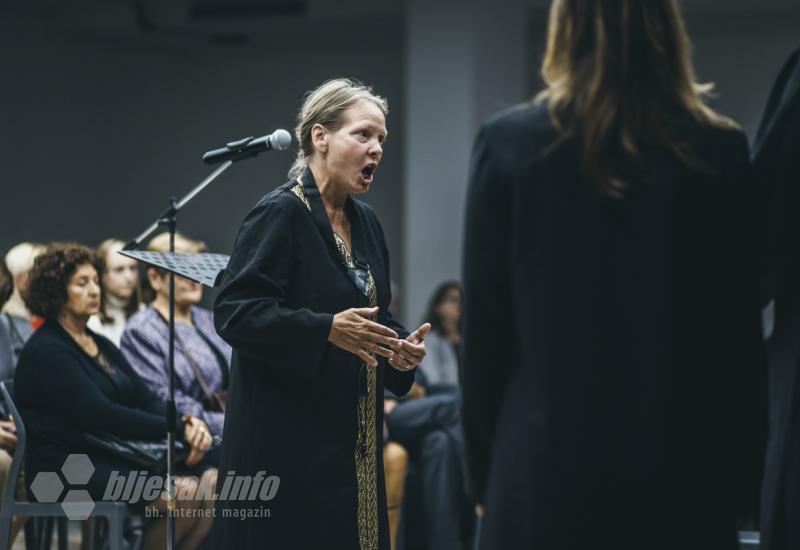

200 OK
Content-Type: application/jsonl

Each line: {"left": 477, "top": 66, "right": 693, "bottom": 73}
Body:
{"left": 387, "top": 392, "right": 468, "bottom": 550}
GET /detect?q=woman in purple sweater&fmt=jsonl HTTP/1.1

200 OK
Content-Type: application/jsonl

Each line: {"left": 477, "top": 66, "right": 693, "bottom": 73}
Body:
{"left": 121, "top": 232, "right": 231, "bottom": 438}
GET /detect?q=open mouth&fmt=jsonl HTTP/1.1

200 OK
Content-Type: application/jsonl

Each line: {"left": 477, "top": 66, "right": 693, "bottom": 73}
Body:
{"left": 361, "top": 163, "right": 377, "bottom": 181}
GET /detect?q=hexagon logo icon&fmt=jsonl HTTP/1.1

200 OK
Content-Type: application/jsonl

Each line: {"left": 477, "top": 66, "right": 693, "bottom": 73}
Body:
{"left": 61, "top": 489, "right": 95, "bottom": 520}
{"left": 30, "top": 472, "right": 64, "bottom": 503}
{"left": 61, "top": 454, "right": 94, "bottom": 485}
{"left": 58, "top": 454, "right": 96, "bottom": 520}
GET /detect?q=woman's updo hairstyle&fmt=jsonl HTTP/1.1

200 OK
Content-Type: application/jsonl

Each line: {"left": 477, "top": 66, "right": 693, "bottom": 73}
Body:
{"left": 288, "top": 78, "right": 388, "bottom": 179}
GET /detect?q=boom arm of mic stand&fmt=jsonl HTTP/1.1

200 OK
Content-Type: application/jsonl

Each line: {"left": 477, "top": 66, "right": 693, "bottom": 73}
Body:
{"left": 123, "top": 160, "right": 234, "bottom": 251}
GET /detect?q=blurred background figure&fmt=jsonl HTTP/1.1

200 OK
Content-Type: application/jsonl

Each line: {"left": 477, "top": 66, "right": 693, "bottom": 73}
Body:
{"left": 462, "top": 1, "right": 766, "bottom": 549}
{"left": 87, "top": 239, "right": 142, "bottom": 347}
{"left": 0, "top": 257, "right": 16, "bottom": 381}
{"left": 1, "top": 243, "right": 44, "bottom": 362}
{"left": 385, "top": 280, "right": 471, "bottom": 550}
{"left": 0, "top": 254, "right": 23, "bottom": 547}
{"left": 417, "top": 281, "right": 462, "bottom": 392}
{"left": 121, "top": 232, "right": 230, "bottom": 439}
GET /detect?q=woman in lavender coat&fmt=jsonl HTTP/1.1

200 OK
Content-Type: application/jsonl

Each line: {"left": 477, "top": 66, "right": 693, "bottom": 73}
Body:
{"left": 121, "top": 232, "right": 231, "bottom": 437}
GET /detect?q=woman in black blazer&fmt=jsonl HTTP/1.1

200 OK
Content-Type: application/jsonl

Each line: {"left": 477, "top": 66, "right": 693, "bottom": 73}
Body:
{"left": 213, "top": 78, "right": 430, "bottom": 550}
{"left": 462, "top": 2, "right": 766, "bottom": 549}
{"left": 15, "top": 243, "right": 215, "bottom": 549}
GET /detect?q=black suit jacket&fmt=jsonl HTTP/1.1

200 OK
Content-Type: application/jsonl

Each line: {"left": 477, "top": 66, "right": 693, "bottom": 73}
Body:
{"left": 752, "top": 48, "right": 800, "bottom": 550}
{"left": 212, "top": 168, "right": 413, "bottom": 550}
{"left": 462, "top": 103, "right": 766, "bottom": 550}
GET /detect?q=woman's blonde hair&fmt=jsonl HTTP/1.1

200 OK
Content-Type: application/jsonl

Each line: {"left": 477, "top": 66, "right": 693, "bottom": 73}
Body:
{"left": 536, "top": 0, "right": 733, "bottom": 197}
{"left": 146, "top": 232, "right": 206, "bottom": 254}
{"left": 288, "top": 78, "right": 388, "bottom": 179}
{"left": 142, "top": 232, "right": 206, "bottom": 303}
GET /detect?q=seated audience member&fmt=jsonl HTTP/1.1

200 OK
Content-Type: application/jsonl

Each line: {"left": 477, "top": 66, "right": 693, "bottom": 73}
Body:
{"left": 0, "top": 257, "right": 15, "bottom": 381}
{"left": 384, "top": 281, "right": 471, "bottom": 550}
{"left": 417, "top": 281, "right": 463, "bottom": 392}
{"left": 87, "top": 239, "right": 143, "bottom": 347}
{"left": 121, "top": 233, "right": 231, "bottom": 438}
{"left": 15, "top": 243, "right": 216, "bottom": 550}
{"left": 2, "top": 243, "right": 44, "bottom": 361}
{"left": 0, "top": 256, "right": 23, "bottom": 545}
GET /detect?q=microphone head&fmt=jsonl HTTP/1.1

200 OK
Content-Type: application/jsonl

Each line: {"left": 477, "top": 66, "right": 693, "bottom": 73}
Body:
{"left": 270, "top": 129, "right": 292, "bottom": 151}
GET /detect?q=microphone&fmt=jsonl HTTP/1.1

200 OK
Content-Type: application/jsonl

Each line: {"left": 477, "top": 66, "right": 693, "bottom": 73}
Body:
{"left": 203, "top": 129, "right": 292, "bottom": 164}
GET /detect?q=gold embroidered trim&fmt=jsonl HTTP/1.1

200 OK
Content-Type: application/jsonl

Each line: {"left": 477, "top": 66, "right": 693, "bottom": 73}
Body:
{"left": 290, "top": 181, "right": 379, "bottom": 549}
{"left": 290, "top": 182, "right": 311, "bottom": 210}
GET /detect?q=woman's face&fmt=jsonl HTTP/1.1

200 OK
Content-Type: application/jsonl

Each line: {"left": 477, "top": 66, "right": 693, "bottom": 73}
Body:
{"left": 435, "top": 287, "right": 462, "bottom": 326}
{"left": 62, "top": 263, "right": 101, "bottom": 319}
{"left": 317, "top": 100, "right": 387, "bottom": 195}
{"left": 149, "top": 268, "right": 203, "bottom": 307}
{"left": 102, "top": 252, "right": 139, "bottom": 300}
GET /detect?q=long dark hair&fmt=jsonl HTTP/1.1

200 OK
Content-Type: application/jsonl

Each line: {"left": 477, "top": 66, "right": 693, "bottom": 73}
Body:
{"left": 422, "top": 281, "right": 463, "bottom": 335}
{"left": 536, "top": 0, "right": 732, "bottom": 197}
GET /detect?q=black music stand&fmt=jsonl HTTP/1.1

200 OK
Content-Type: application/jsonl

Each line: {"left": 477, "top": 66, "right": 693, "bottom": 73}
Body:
{"left": 119, "top": 251, "right": 230, "bottom": 288}
{"left": 119, "top": 161, "right": 235, "bottom": 550}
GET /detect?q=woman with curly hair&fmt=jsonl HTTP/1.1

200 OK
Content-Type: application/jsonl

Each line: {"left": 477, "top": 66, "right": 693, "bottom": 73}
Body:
{"left": 14, "top": 243, "right": 217, "bottom": 549}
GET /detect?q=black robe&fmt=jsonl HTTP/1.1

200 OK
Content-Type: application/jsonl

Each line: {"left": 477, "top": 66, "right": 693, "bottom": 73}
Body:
{"left": 213, "top": 168, "right": 414, "bottom": 550}
{"left": 462, "top": 103, "right": 766, "bottom": 550}
{"left": 752, "top": 47, "right": 800, "bottom": 550}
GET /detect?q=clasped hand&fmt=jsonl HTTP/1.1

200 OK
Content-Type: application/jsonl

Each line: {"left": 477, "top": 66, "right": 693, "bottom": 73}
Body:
{"left": 328, "top": 306, "right": 431, "bottom": 372}
{"left": 182, "top": 414, "right": 213, "bottom": 467}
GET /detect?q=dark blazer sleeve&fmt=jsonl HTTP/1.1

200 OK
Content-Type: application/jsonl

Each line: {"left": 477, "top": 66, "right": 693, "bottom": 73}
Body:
{"left": 214, "top": 197, "right": 334, "bottom": 378}
{"left": 23, "top": 340, "right": 176, "bottom": 440}
{"left": 461, "top": 123, "right": 516, "bottom": 503}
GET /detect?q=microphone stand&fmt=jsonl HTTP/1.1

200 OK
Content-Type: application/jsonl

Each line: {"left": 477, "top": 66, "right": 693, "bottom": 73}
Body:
{"left": 124, "top": 160, "right": 233, "bottom": 550}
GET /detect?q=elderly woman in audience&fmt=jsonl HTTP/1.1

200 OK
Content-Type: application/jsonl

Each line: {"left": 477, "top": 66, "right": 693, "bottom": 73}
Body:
{"left": 0, "top": 255, "right": 23, "bottom": 546}
{"left": 15, "top": 242, "right": 216, "bottom": 549}
{"left": 87, "top": 239, "right": 143, "bottom": 347}
{"left": 121, "top": 232, "right": 231, "bottom": 438}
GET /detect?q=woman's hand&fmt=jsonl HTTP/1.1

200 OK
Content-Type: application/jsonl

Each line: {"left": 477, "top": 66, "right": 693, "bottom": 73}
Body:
{"left": 388, "top": 323, "right": 431, "bottom": 372}
{"left": 182, "top": 414, "right": 213, "bottom": 467}
{"left": 0, "top": 420, "right": 17, "bottom": 451}
{"left": 328, "top": 307, "right": 400, "bottom": 367}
